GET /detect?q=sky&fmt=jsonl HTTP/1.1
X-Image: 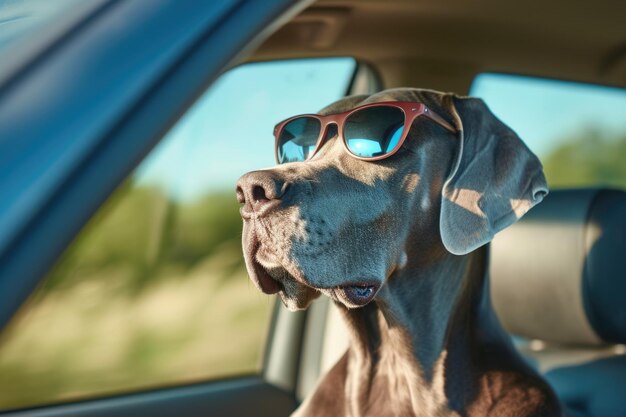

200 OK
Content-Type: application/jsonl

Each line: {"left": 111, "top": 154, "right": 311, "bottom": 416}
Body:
{"left": 471, "top": 73, "right": 626, "bottom": 156}
{"left": 135, "top": 58, "right": 356, "bottom": 200}
{"left": 135, "top": 60, "right": 626, "bottom": 201}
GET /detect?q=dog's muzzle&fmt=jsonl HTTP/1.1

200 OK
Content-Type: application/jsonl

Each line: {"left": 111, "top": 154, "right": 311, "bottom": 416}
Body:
{"left": 237, "top": 170, "right": 289, "bottom": 294}
{"left": 237, "top": 170, "right": 382, "bottom": 309}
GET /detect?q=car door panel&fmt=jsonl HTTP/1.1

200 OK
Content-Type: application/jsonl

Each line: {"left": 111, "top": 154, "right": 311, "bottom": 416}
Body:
{"left": 0, "top": 377, "right": 297, "bottom": 417}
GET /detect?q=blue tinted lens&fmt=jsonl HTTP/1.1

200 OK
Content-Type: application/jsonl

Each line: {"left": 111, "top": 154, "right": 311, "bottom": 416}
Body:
{"left": 277, "top": 117, "right": 321, "bottom": 164}
{"left": 344, "top": 106, "right": 405, "bottom": 158}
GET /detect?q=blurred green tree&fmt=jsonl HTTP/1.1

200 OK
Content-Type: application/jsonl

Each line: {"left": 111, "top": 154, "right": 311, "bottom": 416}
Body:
{"left": 542, "top": 131, "right": 626, "bottom": 189}
{"left": 43, "top": 182, "right": 244, "bottom": 295}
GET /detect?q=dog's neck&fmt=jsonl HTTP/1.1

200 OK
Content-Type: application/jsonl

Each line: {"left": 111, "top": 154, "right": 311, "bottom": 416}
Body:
{"left": 334, "top": 245, "right": 557, "bottom": 417}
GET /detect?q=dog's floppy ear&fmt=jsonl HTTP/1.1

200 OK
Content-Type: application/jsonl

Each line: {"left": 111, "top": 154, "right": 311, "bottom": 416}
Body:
{"left": 439, "top": 95, "right": 548, "bottom": 255}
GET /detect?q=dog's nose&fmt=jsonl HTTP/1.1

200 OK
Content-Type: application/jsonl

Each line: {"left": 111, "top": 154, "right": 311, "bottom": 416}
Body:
{"left": 236, "top": 171, "right": 289, "bottom": 217}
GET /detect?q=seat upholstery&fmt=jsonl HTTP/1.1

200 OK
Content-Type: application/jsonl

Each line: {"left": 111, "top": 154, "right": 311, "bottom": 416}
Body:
{"left": 490, "top": 188, "right": 626, "bottom": 345}
{"left": 545, "top": 356, "right": 626, "bottom": 417}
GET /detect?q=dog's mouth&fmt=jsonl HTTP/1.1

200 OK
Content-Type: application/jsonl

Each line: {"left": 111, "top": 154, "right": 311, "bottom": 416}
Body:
{"left": 244, "top": 227, "right": 382, "bottom": 309}
{"left": 246, "top": 238, "right": 284, "bottom": 295}
{"left": 250, "top": 243, "right": 380, "bottom": 309}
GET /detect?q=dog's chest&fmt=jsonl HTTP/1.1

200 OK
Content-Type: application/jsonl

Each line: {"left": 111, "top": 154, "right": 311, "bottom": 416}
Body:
{"left": 355, "top": 347, "right": 459, "bottom": 417}
{"left": 294, "top": 349, "right": 461, "bottom": 417}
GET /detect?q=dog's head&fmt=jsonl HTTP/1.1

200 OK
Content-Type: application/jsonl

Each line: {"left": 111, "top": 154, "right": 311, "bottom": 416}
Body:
{"left": 236, "top": 88, "right": 547, "bottom": 311}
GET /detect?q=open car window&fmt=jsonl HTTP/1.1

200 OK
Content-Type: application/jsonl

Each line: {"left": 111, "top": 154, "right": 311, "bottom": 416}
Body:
{"left": 471, "top": 73, "right": 626, "bottom": 190}
{"left": 0, "top": 57, "right": 357, "bottom": 411}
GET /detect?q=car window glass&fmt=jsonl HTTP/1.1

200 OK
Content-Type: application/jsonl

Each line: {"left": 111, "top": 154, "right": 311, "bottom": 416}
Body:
{"left": 471, "top": 73, "right": 626, "bottom": 189}
{"left": 0, "top": 57, "right": 357, "bottom": 411}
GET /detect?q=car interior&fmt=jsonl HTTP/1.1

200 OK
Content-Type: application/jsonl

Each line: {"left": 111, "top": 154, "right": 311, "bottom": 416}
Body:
{"left": 254, "top": 1, "right": 626, "bottom": 416}
{"left": 0, "top": 0, "right": 624, "bottom": 416}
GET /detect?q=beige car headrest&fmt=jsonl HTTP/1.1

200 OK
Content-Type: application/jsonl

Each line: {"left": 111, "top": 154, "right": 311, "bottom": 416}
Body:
{"left": 490, "top": 188, "right": 626, "bottom": 346}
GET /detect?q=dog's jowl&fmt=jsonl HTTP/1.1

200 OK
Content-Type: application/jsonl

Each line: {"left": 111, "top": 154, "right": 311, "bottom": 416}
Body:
{"left": 236, "top": 88, "right": 562, "bottom": 417}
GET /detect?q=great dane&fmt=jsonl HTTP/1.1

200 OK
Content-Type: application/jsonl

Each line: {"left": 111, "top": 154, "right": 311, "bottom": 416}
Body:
{"left": 236, "top": 88, "right": 562, "bottom": 416}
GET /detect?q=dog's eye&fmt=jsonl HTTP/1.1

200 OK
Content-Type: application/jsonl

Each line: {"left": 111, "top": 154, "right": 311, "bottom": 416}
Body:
{"left": 354, "top": 286, "right": 374, "bottom": 298}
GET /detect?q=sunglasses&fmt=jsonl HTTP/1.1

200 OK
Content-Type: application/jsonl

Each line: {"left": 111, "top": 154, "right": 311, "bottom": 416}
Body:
{"left": 274, "top": 101, "right": 456, "bottom": 164}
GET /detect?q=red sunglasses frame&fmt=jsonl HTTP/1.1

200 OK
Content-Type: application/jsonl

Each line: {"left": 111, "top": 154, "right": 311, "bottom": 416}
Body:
{"left": 273, "top": 101, "right": 456, "bottom": 163}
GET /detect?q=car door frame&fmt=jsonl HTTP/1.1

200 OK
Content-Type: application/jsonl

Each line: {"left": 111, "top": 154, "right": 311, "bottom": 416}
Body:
{"left": 0, "top": 0, "right": 310, "bottom": 416}
{"left": 0, "top": 0, "right": 309, "bottom": 330}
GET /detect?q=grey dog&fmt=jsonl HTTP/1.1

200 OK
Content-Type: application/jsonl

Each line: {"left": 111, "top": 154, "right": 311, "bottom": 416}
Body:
{"left": 236, "top": 88, "right": 562, "bottom": 416}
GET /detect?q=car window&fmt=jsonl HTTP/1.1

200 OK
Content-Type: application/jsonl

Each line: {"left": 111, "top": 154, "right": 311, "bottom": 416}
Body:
{"left": 0, "top": 57, "right": 357, "bottom": 410}
{"left": 471, "top": 73, "right": 626, "bottom": 189}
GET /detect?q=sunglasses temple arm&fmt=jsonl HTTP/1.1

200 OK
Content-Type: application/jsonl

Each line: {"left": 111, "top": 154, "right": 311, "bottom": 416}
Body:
{"left": 424, "top": 108, "right": 456, "bottom": 133}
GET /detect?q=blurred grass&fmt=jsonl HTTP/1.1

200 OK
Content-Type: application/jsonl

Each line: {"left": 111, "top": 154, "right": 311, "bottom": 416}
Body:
{"left": 0, "top": 182, "right": 273, "bottom": 410}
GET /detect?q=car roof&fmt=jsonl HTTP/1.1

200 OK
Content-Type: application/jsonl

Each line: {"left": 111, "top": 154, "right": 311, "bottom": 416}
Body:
{"left": 250, "top": 0, "right": 626, "bottom": 92}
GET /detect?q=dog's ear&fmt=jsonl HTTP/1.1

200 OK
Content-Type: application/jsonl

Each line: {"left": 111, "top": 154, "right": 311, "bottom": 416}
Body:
{"left": 439, "top": 95, "right": 548, "bottom": 255}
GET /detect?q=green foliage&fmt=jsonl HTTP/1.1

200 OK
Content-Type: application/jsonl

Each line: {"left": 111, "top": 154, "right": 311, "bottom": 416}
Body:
{"left": 542, "top": 130, "right": 626, "bottom": 190}
{"left": 170, "top": 192, "right": 245, "bottom": 271}
{"left": 43, "top": 182, "right": 245, "bottom": 295}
